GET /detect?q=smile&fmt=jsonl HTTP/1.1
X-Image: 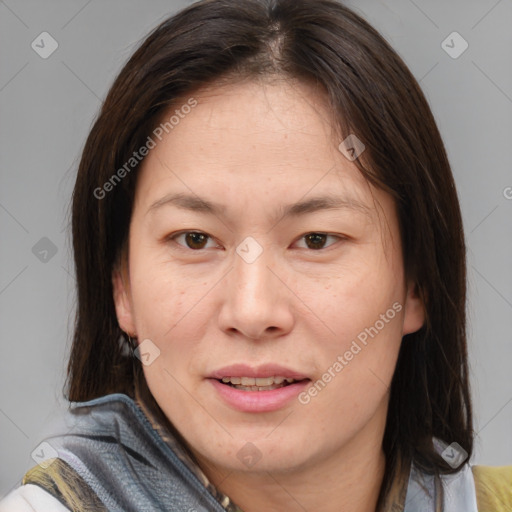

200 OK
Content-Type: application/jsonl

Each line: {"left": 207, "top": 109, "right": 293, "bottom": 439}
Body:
{"left": 220, "top": 376, "right": 300, "bottom": 391}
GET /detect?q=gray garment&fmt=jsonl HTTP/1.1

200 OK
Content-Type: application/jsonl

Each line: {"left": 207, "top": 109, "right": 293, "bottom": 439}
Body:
{"left": 42, "top": 393, "right": 227, "bottom": 512}
{"left": 32, "top": 393, "right": 477, "bottom": 512}
{"left": 404, "top": 461, "right": 478, "bottom": 512}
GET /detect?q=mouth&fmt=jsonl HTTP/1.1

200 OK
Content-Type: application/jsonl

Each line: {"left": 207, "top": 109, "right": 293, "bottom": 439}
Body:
{"left": 217, "top": 375, "right": 308, "bottom": 391}
{"left": 208, "top": 364, "right": 311, "bottom": 412}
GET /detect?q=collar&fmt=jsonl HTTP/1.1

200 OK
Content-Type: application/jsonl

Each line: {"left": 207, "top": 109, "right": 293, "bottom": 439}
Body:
{"left": 49, "top": 391, "right": 477, "bottom": 512}
{"left": 404, "top": 461, "right": 478, "bottom": 512}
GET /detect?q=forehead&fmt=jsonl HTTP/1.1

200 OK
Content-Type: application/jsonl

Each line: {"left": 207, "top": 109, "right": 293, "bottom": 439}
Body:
{"left": 128, "top": 79, "right": 399, "bottom": 252}
{"left": 135, "top": 79, "right": 371, "bottom": 204}
{"left": 130, "top": 79, "right": 400, "bottom": 243}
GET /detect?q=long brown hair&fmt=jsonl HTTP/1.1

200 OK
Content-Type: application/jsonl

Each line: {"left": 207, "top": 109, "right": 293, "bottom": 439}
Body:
{"left": 67, "top": 0, "right": 473, "bottom": 503}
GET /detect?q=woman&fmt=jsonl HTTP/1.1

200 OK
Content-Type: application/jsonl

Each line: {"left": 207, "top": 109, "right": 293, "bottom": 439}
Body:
{"left": 1, "top": 0, "right": 510, "bottom": 510}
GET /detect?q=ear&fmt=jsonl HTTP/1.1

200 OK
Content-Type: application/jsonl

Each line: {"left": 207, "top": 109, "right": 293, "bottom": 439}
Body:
{"left": 112, "top": 258, "right": 137, "bottom": 336}
{"left": 402, "top": 280, "right": 425, "bottom": 335}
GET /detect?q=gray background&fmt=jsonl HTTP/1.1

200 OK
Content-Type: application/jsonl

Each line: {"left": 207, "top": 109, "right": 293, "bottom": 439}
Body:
{"left": 1, "top": 0, "right": 511, "bottom": 498}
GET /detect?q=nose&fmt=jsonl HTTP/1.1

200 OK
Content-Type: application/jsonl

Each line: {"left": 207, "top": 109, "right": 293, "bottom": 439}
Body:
{"left": 217, "top": 245, "right": 295, "bottom": 341}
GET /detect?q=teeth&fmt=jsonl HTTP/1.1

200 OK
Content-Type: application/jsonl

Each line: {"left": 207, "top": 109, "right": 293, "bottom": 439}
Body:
{"left": 255, "top": 377, "right": 273, "bottom": 386}
{"left": 221, "top": 376, "right": 297, "bottom": 386}
{"left": 235, "top": 384, "right": 284, "bottom": 391}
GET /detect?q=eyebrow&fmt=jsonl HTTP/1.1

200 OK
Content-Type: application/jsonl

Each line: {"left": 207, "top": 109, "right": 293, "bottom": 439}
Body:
{"left": 146, "top": 192, "right": 371, "bottom": 221}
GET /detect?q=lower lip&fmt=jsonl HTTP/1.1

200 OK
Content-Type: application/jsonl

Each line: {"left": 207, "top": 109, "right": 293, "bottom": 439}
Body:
{"left": 209, "top": 379, "right": 310, "bottom": 413}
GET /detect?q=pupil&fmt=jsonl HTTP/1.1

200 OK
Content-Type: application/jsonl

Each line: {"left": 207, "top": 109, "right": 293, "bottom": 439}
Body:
{"left": 186, "top": 232, "right": 207, "bottom": 249}
{"left": 306, "top": 233, "right": 326, "bottom": 250}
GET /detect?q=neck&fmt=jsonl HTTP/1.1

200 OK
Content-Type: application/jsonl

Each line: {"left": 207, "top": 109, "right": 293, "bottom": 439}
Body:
{"left": 239, "top": 448, "right": 384, "bottom": 512}
{"left": 197, "top": 408, "right": 389, "bottom": 512}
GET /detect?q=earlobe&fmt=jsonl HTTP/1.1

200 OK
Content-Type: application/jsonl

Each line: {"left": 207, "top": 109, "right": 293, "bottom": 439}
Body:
{"left": 112, "top": 264, "right": 136, "bottom": 335}
{"left": 402, "top": 281, "right": 425, "bottom": 336}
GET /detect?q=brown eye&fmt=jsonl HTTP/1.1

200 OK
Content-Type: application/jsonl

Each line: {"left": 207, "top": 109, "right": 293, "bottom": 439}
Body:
{"left": 170, "top": 231, "right": 215, "bottom": 250}
{"left": 293, "top": 232, "right": 344, "bottom": 251}
{"left": 183, "top": 232, "right": 209, "bottom": 249}
{"left": 304, "top": 233, "right": 327, "bottom": 250}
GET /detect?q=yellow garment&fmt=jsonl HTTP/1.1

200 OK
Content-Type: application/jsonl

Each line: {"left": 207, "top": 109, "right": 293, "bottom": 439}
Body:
{"left": 472, "top": 465, "right": 512, "bottom": 512}
{"left": 22, "top": 458, "right": 106, "bottom": 511}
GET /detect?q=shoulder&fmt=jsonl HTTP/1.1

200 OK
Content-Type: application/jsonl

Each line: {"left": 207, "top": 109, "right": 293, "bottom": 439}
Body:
{"left": 0, "top": 484, "right": 70, "bottom": 512}
{"left": 407, "top": 461, "right": 511, "bottom": 512}
{"left": 7, "top": 394, "right": 224, "bottom": 511}
{"left": 472, "top": 465, "right": 512, "bottom": 512}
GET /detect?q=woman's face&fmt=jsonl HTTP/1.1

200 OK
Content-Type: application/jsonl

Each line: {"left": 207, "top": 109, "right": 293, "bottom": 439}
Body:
{"left": 113, "top": 78, "right": 424, "bottom": 476}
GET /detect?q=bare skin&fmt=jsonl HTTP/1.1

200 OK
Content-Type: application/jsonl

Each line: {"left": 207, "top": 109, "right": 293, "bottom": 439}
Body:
{"left": 113, "top": 78, "right": 424, "bottom": 512}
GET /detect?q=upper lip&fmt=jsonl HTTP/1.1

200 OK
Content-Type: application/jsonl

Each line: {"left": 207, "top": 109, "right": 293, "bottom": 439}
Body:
{"left": 209, "top": 363, "right": 310, "bottom": 380}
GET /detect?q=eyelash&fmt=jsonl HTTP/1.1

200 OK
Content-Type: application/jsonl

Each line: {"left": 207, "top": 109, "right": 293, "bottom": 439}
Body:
{"left": 166, "top": 231, "right": 345, "bottom": 252}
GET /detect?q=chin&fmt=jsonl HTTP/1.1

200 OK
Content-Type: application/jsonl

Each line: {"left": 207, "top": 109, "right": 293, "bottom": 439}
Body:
{"left": 194, "top": 431, "right": 321, "bottom": 475}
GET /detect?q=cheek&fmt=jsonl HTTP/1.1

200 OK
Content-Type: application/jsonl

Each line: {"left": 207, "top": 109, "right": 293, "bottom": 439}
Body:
{"left": 129, "top": 244, "right": 205, "bottom": 330}
{"left": 127, "top": 267, "right": 207, "bottom": 376}
{"left": 297, "top": 249, "right": 404, "bottom": 342}
{"left": 295, "top": 251, "right": 405, "bottom": 409}
{"left": 298, "top": 316, "right": 403, "bottom": 446}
